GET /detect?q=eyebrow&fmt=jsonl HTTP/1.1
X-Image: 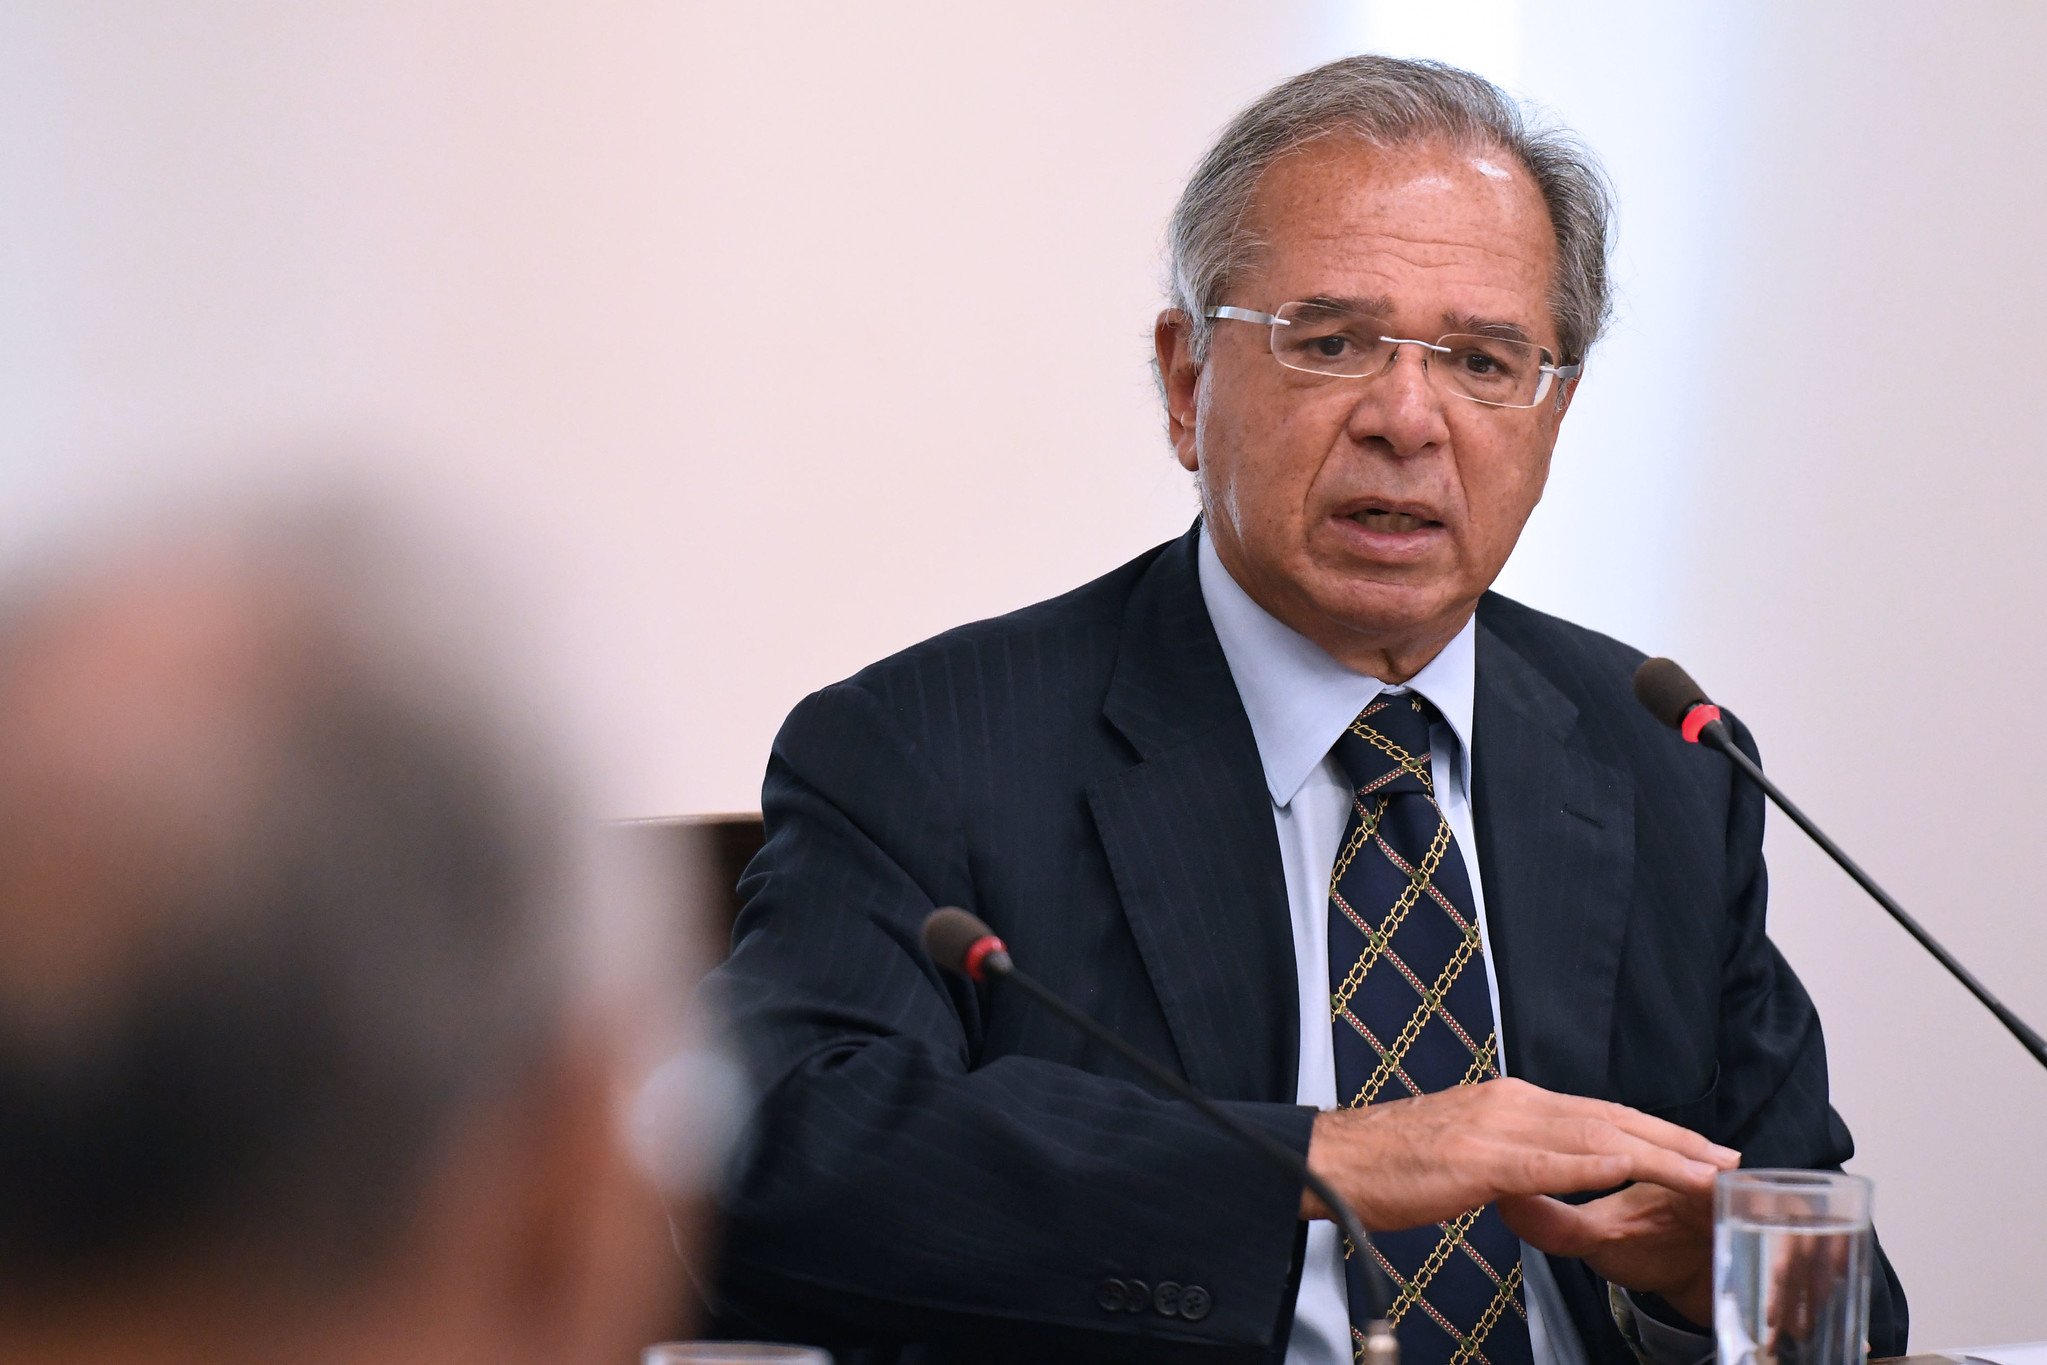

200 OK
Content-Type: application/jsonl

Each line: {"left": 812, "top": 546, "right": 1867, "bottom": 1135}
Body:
{"left": 1294, "top": 294, "right": 1539, "bottom": 345}
{"left": 1298, "top": 293, "right": 1394, "bottom": 317}
{"left": 1442, "top": 313, "right": 1535, "bottom": 344}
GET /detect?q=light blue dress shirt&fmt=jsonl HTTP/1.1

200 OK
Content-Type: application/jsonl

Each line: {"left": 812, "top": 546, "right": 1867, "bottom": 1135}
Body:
{"left": 1195, "top": 528, "right": 1688, "bottom": 1365}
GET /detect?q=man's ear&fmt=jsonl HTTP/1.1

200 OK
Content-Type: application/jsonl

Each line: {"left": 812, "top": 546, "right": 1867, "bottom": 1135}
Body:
{"left": 1154, "top": 310, "right": 1203, "bottom": 473}
{"left": 1551, "top": 373, "right": 1580, "bottom": 425}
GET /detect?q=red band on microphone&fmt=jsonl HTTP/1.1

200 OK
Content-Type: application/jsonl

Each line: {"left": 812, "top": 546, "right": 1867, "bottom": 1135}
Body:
{"left": 962, "top": 935, "right": 1007, "bottom": 983}
{"left": 1680, "top": 703, "right": 1723, "bottom": 745}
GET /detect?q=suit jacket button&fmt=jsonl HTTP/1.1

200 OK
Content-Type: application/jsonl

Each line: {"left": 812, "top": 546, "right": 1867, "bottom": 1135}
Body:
{"left": 1152, "top": 1281, "right": 1182, "bottom": 1316}
{"left": 1123, "top": 1279, "right": 1149, "bottom": 1312}
{"left": 1095, "top": 1278, "right": 1126, "bottom": 1312}
{"left": 1178, "top": 1284, "right": 1211, "bottom": 1321}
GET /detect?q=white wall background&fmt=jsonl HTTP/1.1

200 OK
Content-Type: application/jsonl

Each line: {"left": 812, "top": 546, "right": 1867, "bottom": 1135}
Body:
{"left": 5, "top": 1, "right": 2044, "bottom": 1346}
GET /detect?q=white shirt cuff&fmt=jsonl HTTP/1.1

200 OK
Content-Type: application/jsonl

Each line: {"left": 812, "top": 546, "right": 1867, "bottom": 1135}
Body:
{"left": 1607, "top": 1284, "right": 1713, "bottom": 1365}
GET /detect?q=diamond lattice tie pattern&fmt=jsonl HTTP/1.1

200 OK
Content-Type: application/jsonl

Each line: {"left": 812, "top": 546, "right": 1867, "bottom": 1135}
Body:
{"left": 1327, "top": 692, "right": 1533, "bottom": 1365}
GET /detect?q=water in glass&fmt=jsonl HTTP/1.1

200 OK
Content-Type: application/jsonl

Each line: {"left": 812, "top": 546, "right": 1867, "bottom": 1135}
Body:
{"left": 1714, "top": 1171, "right": 1872, "bottom": 1365}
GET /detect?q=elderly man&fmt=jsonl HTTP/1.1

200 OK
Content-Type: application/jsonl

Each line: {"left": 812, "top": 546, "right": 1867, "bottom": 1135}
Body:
{"left": 708, "top": 56, "right": 1907, "bottom": 1364}
{"left": 0, "top": 510, "right": 686, "bottom": 1365}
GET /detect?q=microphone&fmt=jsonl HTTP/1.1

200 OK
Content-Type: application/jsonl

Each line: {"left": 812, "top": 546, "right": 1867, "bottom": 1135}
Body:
{"left": 1633, "top": 657, "right": 2047, "bottom": 1071}
{"left": 921, "top": 907, "right": 1399, "bottom": 1362}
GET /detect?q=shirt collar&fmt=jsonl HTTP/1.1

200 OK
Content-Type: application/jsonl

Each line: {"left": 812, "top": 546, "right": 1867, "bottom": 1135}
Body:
{"left": 1196, "top": 525, "right": 1477, "bottom": 808}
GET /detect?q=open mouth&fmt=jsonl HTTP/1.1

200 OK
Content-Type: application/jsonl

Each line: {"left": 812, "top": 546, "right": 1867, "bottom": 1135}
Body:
{"left": 1348, "top": 507, "right": 1440, "bottom": 534}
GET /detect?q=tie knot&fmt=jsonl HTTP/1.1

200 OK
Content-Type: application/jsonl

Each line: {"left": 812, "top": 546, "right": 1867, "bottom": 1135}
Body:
{"left": 1331, "top": 691, "right": 1438, "bottom": 796}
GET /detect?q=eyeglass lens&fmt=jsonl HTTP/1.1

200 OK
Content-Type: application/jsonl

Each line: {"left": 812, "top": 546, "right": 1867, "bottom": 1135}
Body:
{"left": 1267, "top": 302, "right": 1553, "bottom": 408}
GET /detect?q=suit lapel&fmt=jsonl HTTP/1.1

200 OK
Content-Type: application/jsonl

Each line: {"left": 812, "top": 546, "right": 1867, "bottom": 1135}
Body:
{"left": 1085, "top": 530, "right": 1299, "bottom": 1105}
{"left": 1471, "top": 603, "right": 1635, "bottom": 1101}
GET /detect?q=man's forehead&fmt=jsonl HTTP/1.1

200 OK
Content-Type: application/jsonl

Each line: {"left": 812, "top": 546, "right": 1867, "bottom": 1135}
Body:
{"left": 1235, "top": 137, "right": 1559, "bottom": 333}
{"left": 1252, "top": 141, "right": 1550, "bottom": 252}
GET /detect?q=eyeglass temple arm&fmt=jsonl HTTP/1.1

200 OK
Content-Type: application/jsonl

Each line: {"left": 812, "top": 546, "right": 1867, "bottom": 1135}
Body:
{"left": 1205, "top": 305, "right": 1289, "bottom": 326}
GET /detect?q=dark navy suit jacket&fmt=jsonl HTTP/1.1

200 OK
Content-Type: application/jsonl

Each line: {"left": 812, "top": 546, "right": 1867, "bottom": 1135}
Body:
{"left": 705, "top": 529, "right": 1906, "bottom": 1362}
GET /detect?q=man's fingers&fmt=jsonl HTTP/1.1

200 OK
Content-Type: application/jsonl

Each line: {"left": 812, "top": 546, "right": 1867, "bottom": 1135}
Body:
{"left": 1513, "top": 1121, "right": 1719, "bottom": 1199}
{"left": 1488, "top": 1081, "right": 1738, "bottom": 1167}
{"left": 1596, "top": 1101, "right": 1740, "bottom": 1169}
{"left": 1496, "top": 1186, "right": 1678, "bottom": 1258}
{"left": 1308, "top": 1081, "right": 1738, "bottom": 1233}
{"left": 1603, "top": 1130, "right": 1722, "bottom": 1197}
{"left": 1474, "top": 1079, "right": 1739, "bottom": 1177}
{"left": 1509, "top": 1183, "right": 1716, "bottom": 1326}
{"left": 1496, "top": 1194, "right": 1601, "bottom": 1257}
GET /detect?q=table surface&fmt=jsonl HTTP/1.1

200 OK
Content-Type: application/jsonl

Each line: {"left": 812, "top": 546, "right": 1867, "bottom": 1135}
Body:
{"left": 1885, "top": 1346, "right": 2047, "bottom": 1365}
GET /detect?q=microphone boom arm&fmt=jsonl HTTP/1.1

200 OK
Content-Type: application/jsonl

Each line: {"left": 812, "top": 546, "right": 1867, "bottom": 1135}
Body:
{"left": 1691, "top": 714, "right": 2047, "bottom": 1072}
{"left": 922, "top": 910, "right": 1398, "bottom": 1362}
{"left": 995, "top": 958, "right": 1394, "bottom": 1320}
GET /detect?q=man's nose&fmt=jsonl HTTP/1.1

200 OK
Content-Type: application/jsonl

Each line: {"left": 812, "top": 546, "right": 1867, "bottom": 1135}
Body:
{"left": 1343, "top": 343, "right": 1450, "bottom": 455}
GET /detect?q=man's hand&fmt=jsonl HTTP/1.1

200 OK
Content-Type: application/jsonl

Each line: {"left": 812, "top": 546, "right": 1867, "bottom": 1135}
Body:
{"left": 1500, "top": 1182, "right": 1716, "bottom": 1327}
{"left": 1301, "top": 1078, "right": 1738, "bottom": 1236}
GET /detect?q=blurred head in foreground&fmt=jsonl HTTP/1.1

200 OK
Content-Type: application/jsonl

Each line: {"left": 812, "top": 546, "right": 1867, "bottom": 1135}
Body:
{"left": 0, "top": 503, "right": 683, "bottom": 1364}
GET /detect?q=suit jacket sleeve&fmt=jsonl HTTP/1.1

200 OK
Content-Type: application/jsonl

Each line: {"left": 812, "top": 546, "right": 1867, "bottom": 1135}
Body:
{"left": 1696, "top": 713, "right": 1908, "bottom": 1354}
{"left": 703, "top": 679, "right": 1316, "bottom": 1362}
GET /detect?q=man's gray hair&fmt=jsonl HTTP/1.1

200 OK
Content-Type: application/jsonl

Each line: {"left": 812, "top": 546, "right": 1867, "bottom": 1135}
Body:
{"left": 1167, "top": 54, "right": 1616, "bottom": 366}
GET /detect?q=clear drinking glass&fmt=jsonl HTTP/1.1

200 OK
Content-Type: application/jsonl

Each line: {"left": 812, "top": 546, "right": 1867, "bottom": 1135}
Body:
{"left": 642, "top": 1345, "right": 831, "bottom": 1364}
{"left": 1714, "top": 1169, "right": 1873, "bottom": 1365}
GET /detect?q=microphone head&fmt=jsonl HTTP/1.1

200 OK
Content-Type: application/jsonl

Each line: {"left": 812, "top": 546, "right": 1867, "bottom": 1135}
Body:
{"left": 1633, "top": 656, "right": 1713, "bottom": 732}
{"left": 922, "top": 907, "right": 1001, "bottom": 979}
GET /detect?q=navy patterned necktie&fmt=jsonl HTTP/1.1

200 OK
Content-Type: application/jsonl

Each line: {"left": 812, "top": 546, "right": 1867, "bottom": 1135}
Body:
{"left": 1326, "top": 692, "right": 1533, "bottom": 1365}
